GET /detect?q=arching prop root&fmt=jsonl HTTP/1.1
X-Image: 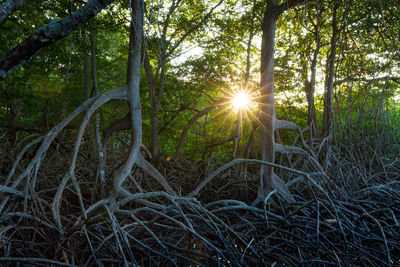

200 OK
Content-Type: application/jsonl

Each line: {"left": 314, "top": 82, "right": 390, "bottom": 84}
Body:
{"left": 2, "top": 177, "right": 398, "bottom": 266}
{"left": 245, "top": 118, "right": 329, "bottom": 205}
{"left": 1, "top": 85, "right": 175, "bottom": 235}
{"left": 187, "top": 158, "right": 327, "bottom": 202}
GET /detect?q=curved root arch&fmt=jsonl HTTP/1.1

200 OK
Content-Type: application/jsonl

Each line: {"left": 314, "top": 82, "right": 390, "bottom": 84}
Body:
{"left": 2, "top": 85, "right": 175, "bottom": 234}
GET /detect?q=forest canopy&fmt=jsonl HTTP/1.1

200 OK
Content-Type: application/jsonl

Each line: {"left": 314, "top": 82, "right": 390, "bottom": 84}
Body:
{"left": 0, "top": 0, "right": 399, "bottom": 265}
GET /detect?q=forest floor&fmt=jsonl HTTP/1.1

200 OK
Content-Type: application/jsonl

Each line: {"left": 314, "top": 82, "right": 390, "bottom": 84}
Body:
{"left": 1, "top": 139, "right": 400, "bottom": 266}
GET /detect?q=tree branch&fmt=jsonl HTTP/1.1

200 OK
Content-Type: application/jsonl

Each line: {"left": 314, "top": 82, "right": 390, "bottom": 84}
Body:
{"left": 0, "top": 0, "right": 115, "bottom": 80}
{"left": 0, "top": 0, "right": 28, "bottom": 23}
{"left": 335, "top": 76, "right": 400, "bottom": 86}
{"left": 175, "top": 97, "right": 227, "bottom": 156}
{"left": 166, "top": 0, "right": 224, "bottom": 59}
{"left": 276, "top": 0, "right": 306, "bottom": 16}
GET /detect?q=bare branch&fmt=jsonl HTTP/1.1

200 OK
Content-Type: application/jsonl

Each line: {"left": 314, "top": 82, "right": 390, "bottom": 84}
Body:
{"left": 166, "top": 0, "right": 224, "bottom": 59}
{"left": 175, "top": 97, "right": 227, "bottom": 156}
{"left": 276, "top": 0, "right": 306, "bottom": 16}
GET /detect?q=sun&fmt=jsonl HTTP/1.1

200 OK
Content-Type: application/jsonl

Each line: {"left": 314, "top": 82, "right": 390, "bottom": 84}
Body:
{"left": 232, "top": 91, "right": 250, "bottom": 110}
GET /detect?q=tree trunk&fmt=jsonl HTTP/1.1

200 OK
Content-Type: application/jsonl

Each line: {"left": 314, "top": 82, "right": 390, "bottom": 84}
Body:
{"left": 144, "top": 1, "right": 223, "bottom": 162}
{"left": 112, "top": 0, "right": 143, "bottom": 195}
{"left": 150, "top": 110, "right": 160, "bottom": 161}
{"left": 255, "top": 0, "right": 306, "bottom": 204}
{"left": 81, "top": 25, "right": 93, "bottom": 157}
{"left": 258, "top": 0, "right": 278, "bottom": 202}
{"left": 306, "top": 0, "right": 320, "bottom": 141}
{"left": 89, "top": 19, "right": 105, "bottom": 196}
{"left": 149, "top": 58, "right": 166, "bottom": 163}
{"left": 322, "top": 2, "right": 339, "bottom": 138}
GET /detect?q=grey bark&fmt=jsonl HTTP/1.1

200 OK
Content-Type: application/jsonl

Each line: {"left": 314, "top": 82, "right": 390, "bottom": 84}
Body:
{"left": 112, "top": 0, "right": 174, "bottom": 196}
{"left": 258, "top": 0, "right": 278, "bottom": 204}
{"left": 0, "top": 0, "right": 115, "bottom": 80}
{"left": 111, "top": 0, "right": 143, "bottom": 195}
{"left": 322, "top": 2, "right": 339, "bottom": 138}
{"left": 256, "top": 0, "right": 306, "bottom": 205}
{"left": 0, "top": 0, "right": 28, "bottom": 23}
{"left": 111, "top": 0, "right": 144, "bottom": 194}
{"left": 89, "top": 19, "right": 105, "bottom": 196}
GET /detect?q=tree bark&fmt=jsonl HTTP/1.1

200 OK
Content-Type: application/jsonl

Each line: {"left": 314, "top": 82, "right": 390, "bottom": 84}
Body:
{"left": 258, "top": 0, "right": 278, "bottom": 203}
{"left": 0, "top": 0, "right": 28, "bottom": 23}
{"left": 112, "top": 0, "right": 144, "bottom": 192}
{"left": 255, "top": 0, "right": 306, "bottom": 204}
{"left": 81, "top": 25, "right": 93, "bottom": 157}
{"left": 306, "top": 0, "right": 320, "bottom": 140}
{"left": 322, "top": 2, "right": 339, "bottom": 138}
{"left": 0, "top": 0, "right": 115, "bottom": 80}
{"left": 89, "top": 19, "right": 105, "bottom": 196}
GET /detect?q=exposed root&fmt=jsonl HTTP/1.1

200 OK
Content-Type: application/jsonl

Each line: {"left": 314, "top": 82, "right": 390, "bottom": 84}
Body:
{"left": 1, "top": 158, "right": 399, "bottom": 266}
{"left": 1, "top": 85, "right": 176, "bottom": 236}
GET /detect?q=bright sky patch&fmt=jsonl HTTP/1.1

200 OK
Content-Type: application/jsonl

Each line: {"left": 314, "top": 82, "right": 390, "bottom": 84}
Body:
{"left": 232, "top": 91, "right": 250, "bottom": 110}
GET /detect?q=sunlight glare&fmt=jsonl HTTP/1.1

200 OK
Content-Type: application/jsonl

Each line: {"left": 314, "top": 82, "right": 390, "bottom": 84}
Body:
{"left": 232, "top": 91, "right": 250, "bottom": 110}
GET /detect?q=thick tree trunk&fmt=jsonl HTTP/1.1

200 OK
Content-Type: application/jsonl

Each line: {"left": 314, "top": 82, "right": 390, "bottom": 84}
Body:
{"left": 322, "top": 3, "right": 338, "bottom": 138}
{"left": 112, "top": 0, "right": 143, "bottom": 195}
{"left": 255, "top": 0, "right": 306, "bottom": 204}
{"left": 258, "top": 0, "right": 278, "bottom": 201}
{"left": 0, "top": 0, "right": 115, "bottom": 80}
